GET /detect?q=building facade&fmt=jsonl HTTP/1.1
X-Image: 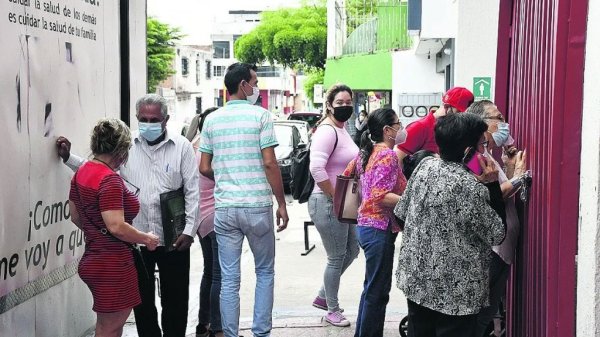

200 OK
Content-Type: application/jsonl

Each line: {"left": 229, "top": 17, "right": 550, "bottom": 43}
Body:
{"left": 209, "top": 10, "right": 297, "bottom": 115}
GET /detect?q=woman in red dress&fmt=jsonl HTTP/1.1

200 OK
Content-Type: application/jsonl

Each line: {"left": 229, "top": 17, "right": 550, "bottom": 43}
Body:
{"left": 68, "top": 118, "right": 159, "bottom": 337}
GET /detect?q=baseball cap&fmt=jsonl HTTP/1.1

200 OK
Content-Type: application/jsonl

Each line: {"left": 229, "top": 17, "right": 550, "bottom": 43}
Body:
{"left": 442, "top": 87, "right": 475, "bottom": 112}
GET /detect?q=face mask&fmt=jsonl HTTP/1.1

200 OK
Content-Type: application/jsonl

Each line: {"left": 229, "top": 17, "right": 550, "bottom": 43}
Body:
{"left": 387, "top": 126, "right": 407, "bottom": 145}
{"left": 332, "top": 106, "right": 353, "bottom": 122}
{"left": 139, "top": 122, "right": 164, "bottom": 142}
{"left": 243, "top": 82, "right": 260, "bottom": 104}
{"left": 492, "top": 122, "right": 514, "bottom": 147}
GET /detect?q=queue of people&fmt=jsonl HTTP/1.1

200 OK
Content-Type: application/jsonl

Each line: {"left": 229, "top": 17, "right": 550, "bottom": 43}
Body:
{"left": 57, "top": 62, "right": 528, "bottom": 337}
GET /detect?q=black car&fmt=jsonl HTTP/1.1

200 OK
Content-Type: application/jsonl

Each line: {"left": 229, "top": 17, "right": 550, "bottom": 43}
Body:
{"left": 274, "top": 123, "right": 305, "bottom": 191}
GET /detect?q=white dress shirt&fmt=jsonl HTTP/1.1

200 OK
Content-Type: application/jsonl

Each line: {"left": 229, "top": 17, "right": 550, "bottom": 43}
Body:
{"left": 66, "top": 131, "right": 200, "bottom": 246}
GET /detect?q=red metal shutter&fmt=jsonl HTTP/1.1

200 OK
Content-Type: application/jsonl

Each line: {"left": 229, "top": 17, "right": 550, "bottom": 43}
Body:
{"left": 495, "top": 0, "right": 588, "bottom": 336}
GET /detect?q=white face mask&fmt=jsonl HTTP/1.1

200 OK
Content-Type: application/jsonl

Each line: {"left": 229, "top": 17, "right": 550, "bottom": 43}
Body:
{"left": 243, "top": 82, "right": 260, "bottom": 105}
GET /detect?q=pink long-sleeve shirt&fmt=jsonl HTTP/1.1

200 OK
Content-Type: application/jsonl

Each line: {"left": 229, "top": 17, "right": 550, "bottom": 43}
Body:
{"left": 309, "top": 123, "right": 359, "bottom": 194}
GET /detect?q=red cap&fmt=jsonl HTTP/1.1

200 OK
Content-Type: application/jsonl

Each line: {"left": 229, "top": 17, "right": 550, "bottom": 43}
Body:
{"left": 442, "top": 87, "right": 474, "bottom": 112}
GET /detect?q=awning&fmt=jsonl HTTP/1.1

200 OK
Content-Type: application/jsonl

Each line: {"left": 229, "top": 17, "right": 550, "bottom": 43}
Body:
{"left": 323, "top": 52, "right": 392, "bottom": 91}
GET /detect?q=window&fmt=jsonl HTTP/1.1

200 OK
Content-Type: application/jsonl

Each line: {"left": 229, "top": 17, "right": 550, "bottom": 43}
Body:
{"left": 256, "top": 66, "right": 281, "bottom": 77}
{"left": 206, "top": 60, "right": 212, "bottom": 79}
{"left": 213, "top": 41, "right": 230, "bottom": 59}
{"left": 196, "top": 60, "right": 201, "bottom": 85}
{"left": 181, "top": 57, "right": 189, "bottom": 76}
{"left": 213, "top": 65, "right": 226, "bottom": 77}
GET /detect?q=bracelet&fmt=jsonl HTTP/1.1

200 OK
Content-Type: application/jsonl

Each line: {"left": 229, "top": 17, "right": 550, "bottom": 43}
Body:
{"left": 510, "top": 175, "right": 524, "bottom": 190}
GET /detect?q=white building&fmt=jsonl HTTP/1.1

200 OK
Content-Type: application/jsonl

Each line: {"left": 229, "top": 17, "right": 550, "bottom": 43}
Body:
{"left": 157, "top": 45, "right": 214, "bottom": 135}
{"left": 210, "top": 10, "right": 298, "bottom": 115}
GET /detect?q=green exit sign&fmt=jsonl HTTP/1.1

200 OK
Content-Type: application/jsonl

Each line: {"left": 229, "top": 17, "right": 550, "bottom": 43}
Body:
{"left": 473, "top": 77, "right": 492, "bottom": 100}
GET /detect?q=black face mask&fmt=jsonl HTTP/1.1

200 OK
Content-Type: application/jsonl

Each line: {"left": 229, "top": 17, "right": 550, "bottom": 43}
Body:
{"left": 332, "top": 106, "right": 354, "bottom": 122}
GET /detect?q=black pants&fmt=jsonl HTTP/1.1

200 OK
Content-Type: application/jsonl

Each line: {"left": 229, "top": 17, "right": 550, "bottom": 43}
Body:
{"left": 134, "top": 246, "right": 190, "bottom": 337}
{"left": 407, "top": 300, "right": 477, "bottom": 337}
{"left": 475, "top": 252, "right": 510, "bottom": 337}
{"left": 197, "top": 232, "right": 222, "bottom": 333}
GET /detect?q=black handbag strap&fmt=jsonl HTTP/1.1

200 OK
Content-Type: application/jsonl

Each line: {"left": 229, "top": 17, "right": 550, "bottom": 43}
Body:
{"left": 320, "top": 123, "right": 339, "bottom": 155}
{"left": 73, "top": 170, "right": 134, "bottom": 249}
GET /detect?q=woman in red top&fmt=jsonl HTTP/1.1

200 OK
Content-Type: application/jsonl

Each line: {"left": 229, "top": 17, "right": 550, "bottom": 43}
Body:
{"left": 68, "top": 118, "right": 159, "bottom": 337}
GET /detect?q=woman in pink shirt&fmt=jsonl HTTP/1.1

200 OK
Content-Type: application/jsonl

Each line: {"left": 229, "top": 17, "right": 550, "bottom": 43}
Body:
{"left": 308, "top": 84, "right": 360, "bottom": 327}
{"left": 192, "top": 107, "right": 224, "bottom": 337}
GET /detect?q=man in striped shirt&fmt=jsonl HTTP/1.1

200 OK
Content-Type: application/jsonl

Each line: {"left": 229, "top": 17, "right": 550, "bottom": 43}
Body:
{"left": 56, "top": 94, "right": 200, "bottom": 337}
{"left": 199, "top": 63, "right": 289, "bottom": 337}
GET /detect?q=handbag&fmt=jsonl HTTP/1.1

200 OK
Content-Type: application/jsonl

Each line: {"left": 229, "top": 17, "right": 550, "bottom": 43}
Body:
{"left": 333, "top": 161, "right": 361, "bottom": 224}
{"left": 73, "top": 171, "right": 150, "bottom": 282}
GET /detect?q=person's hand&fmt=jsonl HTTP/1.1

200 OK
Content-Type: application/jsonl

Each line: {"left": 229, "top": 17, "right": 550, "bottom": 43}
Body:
{"left": 476, "top": 155, "right": 499, "bottom": 183}
{"left": 173, "top": 234, "right": 194, "bottom": 251}
{"left": 513, "top": 150, "right": 527, "bottom": 176}
{"left": 276, "top": 204, "right": 289, "bottom": 232}
{"left": 502, "top": 145, "right": 519, "bottom": 167}
{"left": 56, "top": 136, "right": 72, "bottom": 162}
{"left": 144, "top": 232, "right": 160, "bottom": 251}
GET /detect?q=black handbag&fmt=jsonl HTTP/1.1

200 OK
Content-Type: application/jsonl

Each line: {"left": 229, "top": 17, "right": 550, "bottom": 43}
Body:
{"left": 73, "top": 171, "right": 149, "bottom": 282}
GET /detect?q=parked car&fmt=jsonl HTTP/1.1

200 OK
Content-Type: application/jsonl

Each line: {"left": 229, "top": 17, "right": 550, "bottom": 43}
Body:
{"left": 274, "top": 123, "right": 304, "bottom": 191}
{"left": 287, "top": 111, "right": 322, "bottom": 133}
{"left": 274, "top": 120, "right": 310, "bottom": 144}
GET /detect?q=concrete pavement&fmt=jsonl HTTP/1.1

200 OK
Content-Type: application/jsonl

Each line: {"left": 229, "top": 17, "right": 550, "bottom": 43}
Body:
{"left": 115, "top": 195, "right": 408, "bottom": 337}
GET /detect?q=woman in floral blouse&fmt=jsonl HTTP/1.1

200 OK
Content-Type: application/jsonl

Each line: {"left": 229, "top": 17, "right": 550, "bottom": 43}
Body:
{"left": 343, "top": 108, "right": 407, "bottom": 337}
{"left": 394, "top": 112, "right": 506, "bottom": 337}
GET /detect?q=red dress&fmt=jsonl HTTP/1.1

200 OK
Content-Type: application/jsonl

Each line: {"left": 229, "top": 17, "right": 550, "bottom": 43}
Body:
{"left": 69, "top": 161, "right": 141, "bottom": 313}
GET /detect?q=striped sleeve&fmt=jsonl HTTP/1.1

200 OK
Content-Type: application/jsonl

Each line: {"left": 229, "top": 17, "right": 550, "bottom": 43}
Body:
{"left": 199, "top": 118, "right": 213, "bottom": 154}
{"left": 98, "top": 174, "right": 125, "bottom": 212}
{"left": 259, "top": 111, "right": 278, "bottom": 149}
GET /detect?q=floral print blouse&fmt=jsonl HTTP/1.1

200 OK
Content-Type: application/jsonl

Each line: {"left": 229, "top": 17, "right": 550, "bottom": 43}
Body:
{"left": 394, "top": 157, "right": 505, "bottom": 315}
{"left": 343, "top": 144, "right": 407, "bottom": 233}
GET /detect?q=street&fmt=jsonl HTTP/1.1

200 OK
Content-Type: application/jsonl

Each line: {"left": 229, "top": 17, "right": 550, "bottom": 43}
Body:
{"left": 113, "top": 195, "right": 408, "bottom": 337}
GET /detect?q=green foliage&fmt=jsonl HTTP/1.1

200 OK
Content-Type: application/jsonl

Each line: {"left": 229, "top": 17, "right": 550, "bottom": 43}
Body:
{"left": 234, "top": 5, "right": 327, "bottom": 70}
{"left": 147, "top": 17, "right": 183, "bottom": 93}
{"left": 303, "top": 69, "right": 324, "bottom": 104}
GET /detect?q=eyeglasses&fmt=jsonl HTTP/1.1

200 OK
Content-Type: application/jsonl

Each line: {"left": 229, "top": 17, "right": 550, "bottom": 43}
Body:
{"left": 389, "top": 122, "right": 401, "bottom": 126}
{"left": 479, "top": 140, "right": 489, "bottom": 148}
{"left": 123, "top": 177, "right": 140, "bottom": 196}
{"left": 483, "top": 115, "right": 505, "bottom": 122}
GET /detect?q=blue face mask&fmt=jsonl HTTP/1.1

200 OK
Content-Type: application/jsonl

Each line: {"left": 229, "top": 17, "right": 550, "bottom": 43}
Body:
{"left": 139, "top": 122, "right": 164, "bottom": 142}
{"left": 492, "top": 122, "right": 511, "bottom": 147}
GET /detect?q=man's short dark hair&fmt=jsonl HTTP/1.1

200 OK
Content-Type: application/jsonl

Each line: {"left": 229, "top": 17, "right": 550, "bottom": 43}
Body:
{"left": 224, "top": 63, "right": 258, "bottom": 95}
{"left": 466, "top": 100, "right": 495, "bottom": 117}
{"left": 435, "top": 112, "right": 488, "bottom": 163}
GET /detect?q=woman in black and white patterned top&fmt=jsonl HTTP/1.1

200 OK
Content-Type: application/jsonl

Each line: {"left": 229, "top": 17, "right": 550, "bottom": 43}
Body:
{"left": 394, "top": 112, "right": 506, "bottom": 337}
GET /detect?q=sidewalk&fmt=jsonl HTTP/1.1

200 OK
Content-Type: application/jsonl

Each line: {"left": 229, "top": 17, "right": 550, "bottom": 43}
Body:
{"left": 117, "top": 196, "right": 408, "bottom": 337}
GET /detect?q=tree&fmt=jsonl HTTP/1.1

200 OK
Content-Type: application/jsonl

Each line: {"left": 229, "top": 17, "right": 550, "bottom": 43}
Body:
{"left": 146, "top": 17, "right": 183, "bottom": 93}
{"left": 234, "top": 4, "right": 327, "bottom": 70}
{"left": 303, "top": 69, "right": 324, "bottom": 104}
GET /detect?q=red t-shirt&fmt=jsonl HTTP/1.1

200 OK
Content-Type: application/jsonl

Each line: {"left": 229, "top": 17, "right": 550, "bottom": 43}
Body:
{"left": 397, "top": 112, "right": 439, "bottom": 155}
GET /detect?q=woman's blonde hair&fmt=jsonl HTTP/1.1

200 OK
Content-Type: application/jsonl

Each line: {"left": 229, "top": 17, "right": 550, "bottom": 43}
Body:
{"left": 90, "top": 118, "right": 131, "bottom": 163}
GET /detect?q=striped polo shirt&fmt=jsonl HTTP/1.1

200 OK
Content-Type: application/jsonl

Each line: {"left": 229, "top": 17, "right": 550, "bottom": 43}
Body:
{"left": 199, "top": 100, "right": 278, "bottom": 208}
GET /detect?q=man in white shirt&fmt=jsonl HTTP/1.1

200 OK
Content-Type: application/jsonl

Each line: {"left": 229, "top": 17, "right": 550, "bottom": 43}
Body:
{"left": 57, "top": 94, "right": 200, "bottom": 337}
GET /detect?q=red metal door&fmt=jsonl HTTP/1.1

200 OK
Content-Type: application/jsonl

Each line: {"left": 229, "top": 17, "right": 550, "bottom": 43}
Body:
{"left": 495, "top": 0, "right": 588, "bottom": 336}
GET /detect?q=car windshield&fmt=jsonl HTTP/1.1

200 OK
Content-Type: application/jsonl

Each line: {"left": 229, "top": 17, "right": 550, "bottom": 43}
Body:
{"left": 274, "top": 125, "right": 293, "bottom": 147}
{"left": 289, "top": 114, "right": 321, "bottom": 128}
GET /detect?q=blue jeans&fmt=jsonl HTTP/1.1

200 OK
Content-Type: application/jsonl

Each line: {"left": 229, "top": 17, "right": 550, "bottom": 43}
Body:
{"left": 215, "top": 206, "right": 275, "bottom": 337}
{"left": 197, "top": 231, "right": 222, "bottom": 333}
{"left": 308, "top": 193, "right": 360, "bottom": 312}
{"left": 354, "top": 225, "right": 398, "bottom": 337}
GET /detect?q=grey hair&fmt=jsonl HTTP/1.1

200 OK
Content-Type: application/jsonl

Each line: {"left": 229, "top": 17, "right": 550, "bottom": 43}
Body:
{"left": 466, "top": 99, "right": 495, "bottom": 117}
{"left": 135, "top": 94, "right": 168, "bottom": 118}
